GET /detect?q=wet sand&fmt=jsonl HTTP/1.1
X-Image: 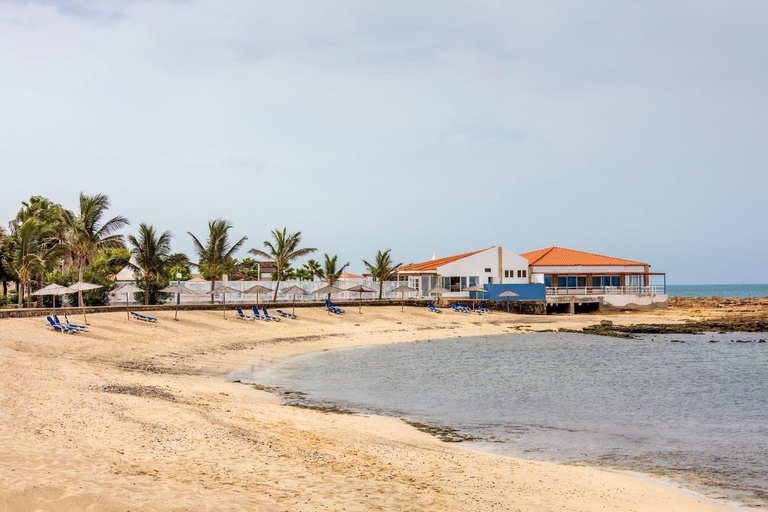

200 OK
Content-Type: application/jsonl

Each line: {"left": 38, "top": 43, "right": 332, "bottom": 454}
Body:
{"left": 0, "top": 305, "right": 738, "bottom": 511}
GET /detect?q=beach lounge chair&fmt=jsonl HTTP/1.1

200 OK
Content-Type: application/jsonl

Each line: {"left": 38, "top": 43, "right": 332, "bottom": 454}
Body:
{"left": 46, "top": 316, "right": 77, "bottom": 334}
{"left": 261, "top": 307, "right": 280, "bottom": 321}
{"left": 325, "top": 300, "right": 344, "bottom": 314}
{"left": 450, "top": 304, "right": 468, "bottom": 313}
{"left": 63, "top": 312, "right": 89, "bottom": 330}
{"left": 276, "top": 310, "right": 297, "bottom": 319}
{"left": 427, "top": 302, "right": 442, "bottom": 313}
{"left": 130, "top": 311, "right": 157, "bottom": 323}
{"left": 251, "top": 307, "right": 269, "bottom": 321}
{"left": 477, "top": 303, "right": 492, "bottom": 314}
{"left": 235, "top": 307, "right": 256, "bottom": 321}
{"left": 459, "top": 302, "right": 483, "bottom": 314}
{"left": 54, "top": 314, "right": 87, "bottom": 331}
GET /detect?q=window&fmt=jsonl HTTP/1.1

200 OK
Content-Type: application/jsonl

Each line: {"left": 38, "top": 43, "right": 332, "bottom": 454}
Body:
{"left": 504, "top": 270, "right": 509, "bottom": 278}
{"left": 517, "top": 270, "right": 522, "bottom": 278}
{"left": 567, "top": 276, "right": 577, "bottom": 287}
{"left": 545, "top": 276, "right": 553, "bottom": 287}
{"left": 577, "top": 277, "right": 586, "bottom": 287}
{"left": 484, "top": 268, "right": 492, "bottom": 273}
{"left": 469, "top": 276, "right": 479, "bottom": 287}
{"left": 522, "top": 270, "right": 527, "bottom": 278}
{"left": 592, "top": 277, "right": 601, "bottom": 287}
{"left": 557, "top": 277, "right": 566, "bottom": 287}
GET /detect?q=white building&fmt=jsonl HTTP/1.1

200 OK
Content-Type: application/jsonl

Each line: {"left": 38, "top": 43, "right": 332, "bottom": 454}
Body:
{"left": 521, "top": 246, "right": 668, "bottom": 309}
{"left": 398, "top": 247, "right": 531, "bottom": 297}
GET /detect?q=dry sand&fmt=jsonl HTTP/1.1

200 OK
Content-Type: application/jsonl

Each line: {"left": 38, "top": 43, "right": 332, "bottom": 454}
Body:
{"left": 0, "top": 306, "right": 734, "bottom": 511}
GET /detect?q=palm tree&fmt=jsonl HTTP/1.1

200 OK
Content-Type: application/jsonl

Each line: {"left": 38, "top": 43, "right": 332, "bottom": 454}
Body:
{"left": 303, "top": 259, "right": 322, "bottom": 281}
{"left": 294, "top": 268, "right": 311, "bottom": 281}
{"left": 127, "top": 223, "right": 188, "bottom": 305}
{"left": 188, "top": 219, "right": 247, "bottom": 302}
{"left": 14, "top": 196, "right": 67, "bottom": 305}
{"left": 363, "top": 249, "right": 403, "bottom": 299}
{"left": 248, "top": 228, "right": 316, "bottom": 301}
{"left": 63, "top": 193, "right": 129, "bottom": 315}
{"left": 8, "top": 218, "right": 66, "bottom": 307}
{"left": 0, "top": 226, "right": 15, "bottom": 299}
{"left": 318, "top": 253, "right": 350, "bottom": 297}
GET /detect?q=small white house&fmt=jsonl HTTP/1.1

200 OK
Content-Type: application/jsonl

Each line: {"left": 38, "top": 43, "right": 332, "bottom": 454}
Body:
{"left": 398, "top": 247, "right": 530, "bottom": 296}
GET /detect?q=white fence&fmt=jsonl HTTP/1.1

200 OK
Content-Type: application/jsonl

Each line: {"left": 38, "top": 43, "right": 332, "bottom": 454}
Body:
{"left": 546, "top": 286, "right": 665, "bottom": 296}
{"left": 110, "top": 278, "right": 416, "bottom": 305}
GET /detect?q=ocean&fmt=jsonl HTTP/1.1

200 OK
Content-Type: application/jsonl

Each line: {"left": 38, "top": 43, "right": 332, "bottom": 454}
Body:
{"left": 254, "top": 332, "right": 768, "bottom": 508}
{"left": 667, "top": 284, "right": 768, "bottom": 298}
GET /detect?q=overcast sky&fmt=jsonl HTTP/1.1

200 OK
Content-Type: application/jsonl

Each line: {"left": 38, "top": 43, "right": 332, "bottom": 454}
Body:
{"left": 1, "top": 0, "right": 766, "bottom": 284}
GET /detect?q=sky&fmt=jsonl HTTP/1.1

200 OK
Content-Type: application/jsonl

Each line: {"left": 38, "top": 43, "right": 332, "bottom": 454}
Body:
{"left": 1, "top": 0, "right": 766, "bottom": 284}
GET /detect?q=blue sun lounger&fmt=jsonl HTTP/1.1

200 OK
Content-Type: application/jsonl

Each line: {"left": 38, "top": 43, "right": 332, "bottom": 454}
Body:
{"left": 276, "top": 310, "right": 297, "bottom": 319}
{"left": 477, "top": 303, "right": 491, "bottom": 314}
{"left": 261, "top": 307, "right": 280, "bottom": 321}
{"left": 459, "top": 302, "right": 482, "bottom": 314}
{"left": 54, "top": 314, "right": 88, "bottom": 331}
{"left": 251, "top": 307, "right": 269, "bottom": 320}
{"left": 63, "top": 312, "right": 89, "bottom": 330}
{"left": 130, "top": 311, "right": 157, "bottom": 323}
{"left": 325, "top": 300, "right": 344, "bottom": 314}
{"left": 450, "top": 304, "right": 468, "bottom": 313}
{"left": 427, "top": 302, "right": 442, "bottom": 313}
{"left": 235, "top": 307, "right": 256, "bottom": 320}
{"left": 46, "top": 316, "right": 77, "bottom": 334}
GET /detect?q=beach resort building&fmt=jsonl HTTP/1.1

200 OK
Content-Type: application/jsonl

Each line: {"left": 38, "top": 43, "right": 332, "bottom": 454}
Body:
{"left": 521, "top": 246, "right": 667, "bottom": 310}
{"left": 397, "top": 247, "right": 544, "bottom": 299}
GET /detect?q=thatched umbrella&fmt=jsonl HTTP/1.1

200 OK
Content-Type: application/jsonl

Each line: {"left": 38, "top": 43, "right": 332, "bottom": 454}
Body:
{"left": 242, "top": 284, "right": 272, "bottom": 310}
{"left": 498, "top": 290, "right": 520, "bottom": 313}
{"left": 113, "top": 283, "right": 143, "bottom": 320}
{"left": 281, "top": 285, "right": 308, "bottom": 315}
{"left": 69, "top": 281, "right": 103, "bottom": 324}
{"left": 31, "top": 284, "right": 74, "bottom": 313}
{"left": 159, "top": 284, "right": 200, "bottom": 321}
{"left": 313, "top": 285, "right": 347, "bottom": 313}
{"left": 390, "top": 284, "right": 417, "bottom": 312}
{"left": 208, "top": 285, "right": 241, "bottom": 319}
{"left": 346, "top": 284, "right": 376, "bottom": 314}
{"left": 427, "top": 285, "right": 450, "bottom": 306}
{"left": 465, "top": 285, "right": 487, "bottom": 309}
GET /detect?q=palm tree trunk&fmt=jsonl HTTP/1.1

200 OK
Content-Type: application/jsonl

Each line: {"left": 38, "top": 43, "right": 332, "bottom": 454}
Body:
{"left": 78, "top": 264, "right": 89, "bottom": 324}
{"left": 145, "top": 276, "right": 150, "bottom": 306}
{"left": 17, "top": 278, "right": 24, "bottom": 308}
{"left": 273, "top": 275, "right": 281, "bottom": 302}
{"left": 379, "top": 281, "right": 384, "bottom": 300}
{"left": 210, "top": 278, "right": 215, "bottom": 304}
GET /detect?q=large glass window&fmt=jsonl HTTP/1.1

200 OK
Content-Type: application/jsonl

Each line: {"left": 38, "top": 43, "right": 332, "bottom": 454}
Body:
{"left": 557, "top": 277, "right": 566, "bottom": 287}
{"left": 592, "top": 276, "right": 601, "bottom": 287}
{"left": 469, "top": 276, "right": 479, "bottom": 287}
{"left": 567, "top": 276, "right": 577, "bottom": 287}
{"left": 545, "top": 276, "right": 553, "bottom": 287}
{"left": 577, "top": 277, "right": 586, "bottom": 287}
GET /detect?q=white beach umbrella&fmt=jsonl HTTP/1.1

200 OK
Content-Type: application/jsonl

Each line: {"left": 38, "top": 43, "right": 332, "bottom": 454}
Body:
{"left": 113, "top": 283, "right": 143, "bottom": 320}
{"left": 281, "top": 285, "right": 308, "bottom": 315}
{"left": 427, "top": 286, "right": 450, "bottom": 307}
{"left": 68, "top": 281, "right": 103, "bottom": 324}
{"left": 208, "top": 285, "right": 241, "bottom": 319}
{"left": 159, "top": 284, "right": 200, "bottom": 321}
{"left": 390, "top": 284, "right": 417, "bottom": 312}
{"left": 242, "top": 284, "right": 273, "bottom": 310}
{"left": 346, "top": 284, "right": 377, "bottom": 314}
{"left": 31, "top": 284, "right": 74, "bottom": 312}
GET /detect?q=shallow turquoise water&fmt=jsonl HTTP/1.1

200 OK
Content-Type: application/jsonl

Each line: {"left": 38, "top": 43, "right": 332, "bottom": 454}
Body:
{"left": 255, "top": 332, "right": 768, "bottom": 508}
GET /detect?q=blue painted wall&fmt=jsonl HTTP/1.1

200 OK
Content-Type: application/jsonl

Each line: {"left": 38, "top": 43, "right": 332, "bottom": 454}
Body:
{"left": 475, "top": 284, "right": 546, "bottom": 300}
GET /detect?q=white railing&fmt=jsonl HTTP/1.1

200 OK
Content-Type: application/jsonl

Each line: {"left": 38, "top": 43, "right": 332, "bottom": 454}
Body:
{"left": 109, "top": 278, "right": 418, "bottom": 305}
{"left": 546, "top": 286, "right": 664, "bottom": 296}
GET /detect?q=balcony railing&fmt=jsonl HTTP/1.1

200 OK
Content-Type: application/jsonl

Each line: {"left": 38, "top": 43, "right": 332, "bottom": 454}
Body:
{"left": 546, "top": 285, "right": 666, "bottom": 296}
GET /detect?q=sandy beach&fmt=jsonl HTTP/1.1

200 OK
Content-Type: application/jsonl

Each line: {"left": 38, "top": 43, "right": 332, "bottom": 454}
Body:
{"left": 0, "top": 305, "right": 738, "bottom": 511}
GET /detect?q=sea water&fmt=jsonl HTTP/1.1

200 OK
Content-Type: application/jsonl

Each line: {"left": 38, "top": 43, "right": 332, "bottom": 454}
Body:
{"left": 255, "top": 332, "right": 768, "bottom": 508}
{"left": 668, "top": 284, "right": 768, "bottom": 298}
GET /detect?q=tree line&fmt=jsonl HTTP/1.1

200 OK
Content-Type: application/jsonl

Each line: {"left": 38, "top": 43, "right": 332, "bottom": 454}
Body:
{"left": 0, "top": 193, "right": 403, "bottom": 308}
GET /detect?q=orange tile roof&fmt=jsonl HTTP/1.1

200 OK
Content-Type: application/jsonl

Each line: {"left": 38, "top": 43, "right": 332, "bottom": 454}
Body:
{"left": 399, "top": 248, "right": 493, "bottom": 272}
{"left": 188, "top": 277, "right": 207, "bottom": 282}
{"left": 339, "top": 272, "right": 363, "bottom": 279}
{"left": 521, "top": 247, "right": 647, "bottom": 267}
